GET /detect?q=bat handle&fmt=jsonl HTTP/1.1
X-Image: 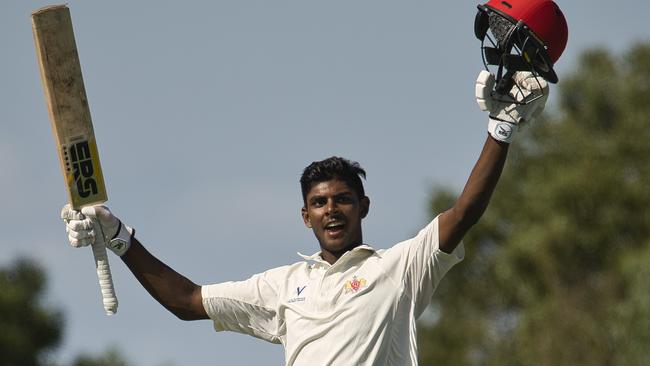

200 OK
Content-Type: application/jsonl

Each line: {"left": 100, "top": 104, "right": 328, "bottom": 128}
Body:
{"left": 91, "top": 221, "right": 118, "bottom": 315}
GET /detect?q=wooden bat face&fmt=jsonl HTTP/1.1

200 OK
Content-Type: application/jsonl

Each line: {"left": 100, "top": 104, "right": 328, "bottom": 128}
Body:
{"left": 32, "top": 5, "right": 107, "bottom": 209}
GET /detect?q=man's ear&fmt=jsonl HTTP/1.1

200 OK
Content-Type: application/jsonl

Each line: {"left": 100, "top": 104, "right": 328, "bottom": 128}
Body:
{"left": 301, "top": 206, "right": 312, "bottom": 228}
{"left": 360, "top": 196, "right": 370, "bottom": 219}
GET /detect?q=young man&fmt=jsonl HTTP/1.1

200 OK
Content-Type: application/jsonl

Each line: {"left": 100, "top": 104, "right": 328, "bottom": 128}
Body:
{"left": 62, "top": 71, "right": 548, "bottom": 365}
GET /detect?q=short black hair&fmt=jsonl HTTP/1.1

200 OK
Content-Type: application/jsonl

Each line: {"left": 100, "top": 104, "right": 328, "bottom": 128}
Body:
{"left": 300, "top": 156, "right": 366, "bottom": 204}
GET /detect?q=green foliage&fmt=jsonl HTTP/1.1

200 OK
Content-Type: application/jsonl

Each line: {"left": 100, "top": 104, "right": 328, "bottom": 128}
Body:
{"left": 419, "top": 43, "right": 650, "bottom": 365}
{"left": 71, "top": 347, "right": 130, "bottom": 366}
{"left": 0, "top": 259, "right": 132, "bottom": 366}
{"left": 0, "top": 258, "right": 63, "bottom": 366}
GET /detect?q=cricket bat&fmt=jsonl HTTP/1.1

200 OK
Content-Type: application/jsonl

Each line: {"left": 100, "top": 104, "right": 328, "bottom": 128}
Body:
{"left": 32, "top": 5, "right": 118, "bottom": 315}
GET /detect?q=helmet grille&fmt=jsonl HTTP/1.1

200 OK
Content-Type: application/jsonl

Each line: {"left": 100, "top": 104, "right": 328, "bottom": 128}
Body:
{"left": 488, "top": 12, "right": 514, "bottom": 48}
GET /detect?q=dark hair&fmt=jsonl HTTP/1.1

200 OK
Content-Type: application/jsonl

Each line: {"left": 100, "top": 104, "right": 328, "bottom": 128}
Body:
{"left": 300, "top": 156, "right": 366, "bottom": 204}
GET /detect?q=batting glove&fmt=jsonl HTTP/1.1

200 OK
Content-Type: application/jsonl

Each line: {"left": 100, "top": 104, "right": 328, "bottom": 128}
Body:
{"left": 475, "top": 70, "right": 549, "bottom": 143}
{"left": 61, "top": 204, "right": 134, "bottom": 256}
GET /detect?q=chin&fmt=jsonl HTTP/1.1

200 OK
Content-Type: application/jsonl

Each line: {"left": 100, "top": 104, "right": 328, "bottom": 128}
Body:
{"left": 316, "top": 230, "right": 362, "bottom": 254}
{"left": 321, "top": 240, "right": 355, "bottom": 254}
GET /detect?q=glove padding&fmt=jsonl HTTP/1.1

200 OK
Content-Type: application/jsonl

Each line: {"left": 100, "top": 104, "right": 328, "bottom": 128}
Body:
{"left": 475, "top": 70, "right": 549, "bottom": 143}
{"left": 61, "top": 204, "right": 133, "bottom": 256}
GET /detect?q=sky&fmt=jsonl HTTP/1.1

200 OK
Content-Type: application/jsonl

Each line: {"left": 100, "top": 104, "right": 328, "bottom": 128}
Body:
{"left": 1, "top": 1, "right": 648, "bottom": 365}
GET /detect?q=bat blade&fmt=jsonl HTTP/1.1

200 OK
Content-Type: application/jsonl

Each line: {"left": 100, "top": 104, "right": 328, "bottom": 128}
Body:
{"left": 32, "top": 5, "right": 107, "bottom": 208}
{"left": 32, "top": 4, "right": 117, "bottom": 315}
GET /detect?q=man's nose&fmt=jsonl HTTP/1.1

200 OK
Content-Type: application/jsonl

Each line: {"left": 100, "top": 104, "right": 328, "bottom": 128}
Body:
{"left": 326, "top": 199, "right": 338, "bottom": 214}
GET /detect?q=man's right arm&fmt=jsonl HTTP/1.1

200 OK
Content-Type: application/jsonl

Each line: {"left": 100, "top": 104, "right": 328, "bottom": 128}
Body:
{"left": 62, "top": 205, "right": 208, "bottom": 321}
{"left": 121, "top": 237, "right": 208, "bottom": 320}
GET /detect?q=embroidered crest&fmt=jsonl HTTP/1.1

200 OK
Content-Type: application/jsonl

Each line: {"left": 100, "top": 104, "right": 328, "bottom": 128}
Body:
{"left": 344, "top": 276, "right": 367, "bottom": 293}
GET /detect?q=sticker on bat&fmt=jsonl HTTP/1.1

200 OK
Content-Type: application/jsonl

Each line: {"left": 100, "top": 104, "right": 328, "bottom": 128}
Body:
{"left": 63, "top": 138, "right": 107, "bottom": 207}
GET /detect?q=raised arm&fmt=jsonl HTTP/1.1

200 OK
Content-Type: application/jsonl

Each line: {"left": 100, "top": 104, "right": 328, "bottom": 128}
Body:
{"left": 61, "top": 205, "right": 208, "bottom": 320}
{"left": 121, "top": 237, "right": 208, "bottom": 320}
{"left": 439, "top": 136, "right": 508, "bottom": 253}
{"left": 438, "top": 71, "right": 549, "bottom": 253}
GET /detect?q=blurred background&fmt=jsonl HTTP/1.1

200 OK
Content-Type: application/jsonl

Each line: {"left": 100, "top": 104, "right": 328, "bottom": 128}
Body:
{"left": 1, "top": 1, "right": 649, "bottom": 365}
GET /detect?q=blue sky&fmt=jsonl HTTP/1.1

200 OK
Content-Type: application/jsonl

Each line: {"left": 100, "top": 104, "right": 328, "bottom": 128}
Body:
{"left": 2, "top": 1, "right": 648, "bottom": 365}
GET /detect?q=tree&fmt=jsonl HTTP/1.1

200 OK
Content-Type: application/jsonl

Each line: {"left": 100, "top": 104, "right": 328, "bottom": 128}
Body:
{"left": 0, "top": 258, "right": 63, "bottom": 366}
{"left": 71, "top": 347, "right": 130, "bottom": 366}
{"left": 0, "top": 258, "right": 132, "bottom": 366}
{"left": 419, "top": 43, "right": 650, "bottom": 365}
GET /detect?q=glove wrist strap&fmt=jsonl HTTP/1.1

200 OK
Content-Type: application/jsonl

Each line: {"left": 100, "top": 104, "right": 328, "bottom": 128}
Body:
{"left": 108, "top": 221, "right": 134, "bottom": 256}
{"left": 488, "top": 118, "right": 517, "bottom": 144}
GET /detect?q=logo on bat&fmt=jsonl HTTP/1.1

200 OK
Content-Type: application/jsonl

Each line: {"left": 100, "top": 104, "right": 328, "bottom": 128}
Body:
{"left": 68, "top": 140, "right": 99, "bottom": 198}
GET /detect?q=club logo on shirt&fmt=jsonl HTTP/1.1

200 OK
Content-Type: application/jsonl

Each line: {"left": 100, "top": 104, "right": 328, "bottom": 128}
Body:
{"left": 344, "top": 276, "right": 367, "bottom": 294}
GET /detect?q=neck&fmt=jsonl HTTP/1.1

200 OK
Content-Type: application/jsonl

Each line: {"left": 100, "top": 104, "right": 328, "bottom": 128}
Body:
{"left": 320, "top": 242, "right": 362, "bottom": 265}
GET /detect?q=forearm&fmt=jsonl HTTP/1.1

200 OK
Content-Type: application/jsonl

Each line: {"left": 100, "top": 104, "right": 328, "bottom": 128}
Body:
{"left": 439, "top": 135, "right": 508, "bottom": 252}
{"left": 437, "top": 69, "right": 549, "bottom": 252}
{"left": 121, "top": 238, "right": 207, "bottom": 320}
{"left": 455, "top": 135, "right": 508, "bottom": 222}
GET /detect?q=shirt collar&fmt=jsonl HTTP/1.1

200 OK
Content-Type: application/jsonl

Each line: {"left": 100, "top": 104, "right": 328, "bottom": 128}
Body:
{"left": 297, "top": 244, "right": 378, "bottom": 264}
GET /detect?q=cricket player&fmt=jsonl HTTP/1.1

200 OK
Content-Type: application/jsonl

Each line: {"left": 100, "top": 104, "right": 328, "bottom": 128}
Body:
{"left": 62, "top": 70, "right": 548, "bottom": 365}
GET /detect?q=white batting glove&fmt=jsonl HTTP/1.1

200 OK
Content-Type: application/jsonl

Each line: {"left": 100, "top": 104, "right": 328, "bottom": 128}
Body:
{"left": 61, "top": 204, "right": 134, "bottom": 256}
{"left": 475, "top": 70, "right": 549, "bottom": 143}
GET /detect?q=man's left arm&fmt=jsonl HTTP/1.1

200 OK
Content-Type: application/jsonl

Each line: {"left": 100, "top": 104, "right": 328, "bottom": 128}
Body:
{"left": 438, "top": 71, "right": 549, "bottom": 253}
{"left": 439, "top": 136, "right": 508, "bottom": 253}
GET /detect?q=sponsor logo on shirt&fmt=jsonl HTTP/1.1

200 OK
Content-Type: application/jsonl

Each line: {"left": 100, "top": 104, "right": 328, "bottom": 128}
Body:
{"left": 344, "top": 276, "right": 367, "bottom": 294}
{"left": 288, "top": 285, "right": 307, "bottom": 303}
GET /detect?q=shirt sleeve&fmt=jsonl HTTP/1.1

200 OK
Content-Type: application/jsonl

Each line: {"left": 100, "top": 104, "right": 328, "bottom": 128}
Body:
{"left": 201, "top": 269, "right": 283, "bottom": 344}
{"left": 384, "top": 215, "right": 465, "bottom": 318}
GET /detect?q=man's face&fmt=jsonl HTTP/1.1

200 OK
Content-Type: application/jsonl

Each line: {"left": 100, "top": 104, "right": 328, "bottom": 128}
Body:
{"left": 301, "top": 179, "right": 370, "bottom": 264}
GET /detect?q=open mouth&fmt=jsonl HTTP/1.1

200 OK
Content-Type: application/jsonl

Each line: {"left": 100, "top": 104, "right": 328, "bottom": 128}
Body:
{"left": 324, "top": 221, "right": 346, "bottom": 236}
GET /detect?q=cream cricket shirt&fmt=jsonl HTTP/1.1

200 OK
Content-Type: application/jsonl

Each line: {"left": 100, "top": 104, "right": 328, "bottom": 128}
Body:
{"left": 201, "top": 216, "right": 464, "bottom": 365}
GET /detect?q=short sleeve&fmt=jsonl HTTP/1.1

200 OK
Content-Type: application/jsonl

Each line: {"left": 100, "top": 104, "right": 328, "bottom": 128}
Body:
{"left": 382, "top": 216, "right": 464, "bottom": 317}
{"left": 201, "top": 270, "right": 283, "bottom": 344}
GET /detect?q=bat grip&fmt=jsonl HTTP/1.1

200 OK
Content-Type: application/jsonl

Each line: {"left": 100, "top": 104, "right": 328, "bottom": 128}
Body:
{"left": 91, "top": 221, "right": 118, "bottom": 315}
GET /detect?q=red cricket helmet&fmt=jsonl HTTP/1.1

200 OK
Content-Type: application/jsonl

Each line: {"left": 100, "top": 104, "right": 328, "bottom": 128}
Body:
{"left": 475, "top": 0, "right": 568, "bottom": 87}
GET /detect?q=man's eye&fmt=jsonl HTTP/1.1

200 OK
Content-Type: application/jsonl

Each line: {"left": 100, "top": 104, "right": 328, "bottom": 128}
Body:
{"left": 337, "top": 196, "right": 353, "bottom": 204}
{"left": 312, "top": 199, "right": 326, "bottom": 207}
